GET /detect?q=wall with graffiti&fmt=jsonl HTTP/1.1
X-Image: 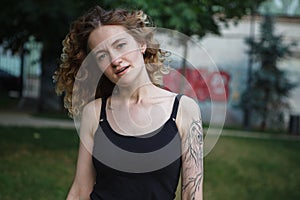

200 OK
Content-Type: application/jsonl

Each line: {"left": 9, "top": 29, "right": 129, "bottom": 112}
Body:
{"left": 158, "top": 16, "right": 300, "bottom": 127}
{"left": 163, "top": 68, "right": 230, "bottom": 102}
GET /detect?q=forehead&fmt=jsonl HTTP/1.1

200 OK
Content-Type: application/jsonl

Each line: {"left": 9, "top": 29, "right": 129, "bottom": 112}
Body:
{"left": 88, "top": 25, "right": 134, "bottom": 50}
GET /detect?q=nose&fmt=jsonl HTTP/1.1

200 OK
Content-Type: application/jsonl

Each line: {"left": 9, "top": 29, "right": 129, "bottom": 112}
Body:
{"left": 111, "top": 57, "right": 122, "bottom": 67}
{"left": 110, "top": 51, "right": 122, "bottom": 67}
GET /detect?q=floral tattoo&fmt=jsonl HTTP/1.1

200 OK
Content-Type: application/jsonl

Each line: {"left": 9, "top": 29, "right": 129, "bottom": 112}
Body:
{"left": 182, "top": 119, "right": 203, "bottom": 199}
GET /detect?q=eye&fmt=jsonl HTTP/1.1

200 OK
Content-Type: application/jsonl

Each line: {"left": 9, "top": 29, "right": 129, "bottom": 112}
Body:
{"left": 98, "top": 52, "right": 107, "bottom": 61}
{"left": 116, "top": 43, "right": 126, "bottom": 49}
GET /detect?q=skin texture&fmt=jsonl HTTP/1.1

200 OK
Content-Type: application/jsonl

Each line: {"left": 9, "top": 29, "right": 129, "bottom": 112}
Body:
{"left": 88, "top": 25, "right": 148, "bottom": 89}
{"left": 66, "top": 25, "right": 203, "bottom": 200}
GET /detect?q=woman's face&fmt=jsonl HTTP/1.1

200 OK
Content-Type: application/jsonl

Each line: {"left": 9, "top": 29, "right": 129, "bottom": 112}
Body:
{"left": 88, "top": 25, "right": 147, "bottom": 87}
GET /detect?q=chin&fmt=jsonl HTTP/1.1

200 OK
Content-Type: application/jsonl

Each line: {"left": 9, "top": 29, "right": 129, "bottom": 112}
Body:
{"left": 115, "top": 76, "right": 136, "bottom": 88}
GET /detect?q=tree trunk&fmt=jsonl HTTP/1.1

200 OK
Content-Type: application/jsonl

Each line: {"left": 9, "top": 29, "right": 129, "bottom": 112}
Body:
{"left": 38, "top": 49, "right": 62, "bottom": 112}
{"left": 243, "top": 9, "right": 255, "bottom": 130}
{"left": 19, "top": 45, "right": 25, "bottom": 98}
{"left": 180, "top": 38, "right": 189, "bottom": 93}
{"left": 260, "top": 89, "right": 270, "bottom": 131}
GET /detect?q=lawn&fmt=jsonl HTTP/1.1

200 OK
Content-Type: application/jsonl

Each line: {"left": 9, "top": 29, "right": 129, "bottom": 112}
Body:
{"left": 0, "top": 126, "right": 78, "bottom": 200}
{"left": 0, "top": 126, "right": 299, "bottom": 199}
{"left": 204, "top": 135, "right": 300, "bottom": 200}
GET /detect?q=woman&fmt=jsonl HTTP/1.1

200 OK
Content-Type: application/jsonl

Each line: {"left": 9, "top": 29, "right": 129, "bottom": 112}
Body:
{"left": 54, "top": 5, "right": 203, "bottom": 200}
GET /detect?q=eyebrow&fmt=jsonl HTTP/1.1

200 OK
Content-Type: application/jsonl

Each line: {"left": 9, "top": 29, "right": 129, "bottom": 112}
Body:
{"left": 93, "top": 37, "right": 127, "bottom": 54}
{"left": 111, "top": 38, "right": 127, "bottom": 46}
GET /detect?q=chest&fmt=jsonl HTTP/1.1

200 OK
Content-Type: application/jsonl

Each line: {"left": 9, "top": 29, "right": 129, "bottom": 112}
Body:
{"left": 105, "top": 101, "right": 173, "bottom": 136}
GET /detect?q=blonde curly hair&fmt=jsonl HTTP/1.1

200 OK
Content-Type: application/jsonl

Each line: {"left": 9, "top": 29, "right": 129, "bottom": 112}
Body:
{"left": 53, "top": 6, "right": 168, "bottom": 118}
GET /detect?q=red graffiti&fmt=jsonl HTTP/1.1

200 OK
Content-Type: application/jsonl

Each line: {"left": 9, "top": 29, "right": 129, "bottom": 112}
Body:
{"left": 163, "top": 68, "right": 230, "bottom": 102}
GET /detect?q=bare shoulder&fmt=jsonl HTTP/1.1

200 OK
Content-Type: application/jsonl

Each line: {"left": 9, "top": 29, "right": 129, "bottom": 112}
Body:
{"left": 176, "top": 95, "right": 202, "bottom": 138}
{"left": 83, "top": 98, "right": 102, "bottom": 118}
{"left": 80, "top": 98, "right": 103, "bottom": 137}
{"left": 178, "top": 95, "right": 201, "bottom": 119}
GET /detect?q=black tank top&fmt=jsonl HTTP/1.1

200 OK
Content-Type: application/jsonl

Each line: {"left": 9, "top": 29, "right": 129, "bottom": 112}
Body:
{"left": 90, "top": 94, "right": 183, "bottom": 200}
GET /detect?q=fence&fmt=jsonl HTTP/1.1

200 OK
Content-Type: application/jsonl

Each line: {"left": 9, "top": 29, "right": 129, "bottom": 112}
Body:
{"left": 0, "top": 37, "right": 42, "bottom": 98}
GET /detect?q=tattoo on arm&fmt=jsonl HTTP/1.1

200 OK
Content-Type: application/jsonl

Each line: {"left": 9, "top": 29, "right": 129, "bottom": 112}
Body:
{"left": 182, "top": 120, "right": 203, "bottom": 199}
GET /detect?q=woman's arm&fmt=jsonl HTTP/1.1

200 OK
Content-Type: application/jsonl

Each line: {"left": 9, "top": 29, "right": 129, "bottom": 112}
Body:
{"left": 177, "top": 96, "right": 203, "bottom": 200}
{"left": 66, "top": 101, "right": 99, "bottom": 200}
{"left": 66, "top": 142, "right": 96, "bottom": 200}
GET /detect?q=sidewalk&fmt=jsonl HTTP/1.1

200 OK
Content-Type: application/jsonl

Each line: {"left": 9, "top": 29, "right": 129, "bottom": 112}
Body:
{"left": 0, "top": 111, "right": 299, "bottom": 141}
{"left": 0, "top": 112, "right": 75, "bottom": 129}
{"left": 208, "top": 128, "right": 300, "bottom": 141}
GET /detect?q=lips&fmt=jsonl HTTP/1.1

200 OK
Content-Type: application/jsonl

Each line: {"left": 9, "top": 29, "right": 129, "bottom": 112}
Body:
{"left": 115, "top": 66, "right": 129, "bottom": 75}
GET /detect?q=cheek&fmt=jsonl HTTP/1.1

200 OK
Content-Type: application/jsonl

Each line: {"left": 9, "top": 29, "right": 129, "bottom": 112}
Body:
{"left": 96, "top": 61, "right": 111, "bottom": 73}
{"left": 128, "top": 50, "right": 144, "bottom": 63}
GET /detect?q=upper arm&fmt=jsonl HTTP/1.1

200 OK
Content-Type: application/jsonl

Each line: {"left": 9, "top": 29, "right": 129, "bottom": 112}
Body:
{"left": 79, "top": 100, "right": 99, "bottom": 153}
{"left": 176, "top": 96, "right": 203, "bottom": 200}
{"left": 68, "top": 100, "right": 100, "bottom": 199}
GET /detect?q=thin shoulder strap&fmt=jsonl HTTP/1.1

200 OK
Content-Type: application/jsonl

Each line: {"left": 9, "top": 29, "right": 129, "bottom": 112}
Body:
{"left": 100, "top": 96, "right": 108, "bottom": 121}
{"left": 170, "top": 94, "right": 183, "bottom": 120}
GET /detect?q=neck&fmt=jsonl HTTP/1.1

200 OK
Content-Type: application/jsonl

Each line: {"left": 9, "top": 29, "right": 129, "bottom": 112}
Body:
{"left": 114, "top": 80, "right": 157, "bottom": 104}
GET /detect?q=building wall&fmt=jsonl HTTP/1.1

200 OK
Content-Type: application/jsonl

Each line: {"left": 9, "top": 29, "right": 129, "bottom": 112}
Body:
{"left": 197, "top": 16, "right": 300, "bottom": 126}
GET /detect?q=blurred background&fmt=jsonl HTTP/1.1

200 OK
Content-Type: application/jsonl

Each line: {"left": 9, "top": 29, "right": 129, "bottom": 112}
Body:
{"left": 0, "top": 0, "right": 299, "bottom": 199}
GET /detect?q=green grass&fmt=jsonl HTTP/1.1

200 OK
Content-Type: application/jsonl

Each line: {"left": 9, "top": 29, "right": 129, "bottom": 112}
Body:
{"left": 0, "top": 126, "right": 300, "bottom": 199}
{"left": 0, "top": 96, "right": 19, "bottom": 111}
{"left": 0, "top": 126, "right": 78, "bottom": 200}
{"left": 204, "top": 136, "right": 300, "bottom": 200}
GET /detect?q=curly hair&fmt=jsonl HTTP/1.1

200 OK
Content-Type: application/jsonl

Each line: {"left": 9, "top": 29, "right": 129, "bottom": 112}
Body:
{"left": 53, "top": 6, "right": 168, "bottom": 118}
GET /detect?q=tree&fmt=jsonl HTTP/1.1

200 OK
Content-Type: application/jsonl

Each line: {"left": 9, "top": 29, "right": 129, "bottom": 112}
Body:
{"left": 240, "top": 15, "right": 297, "bottom": 130}
{"left": 106, "top": 0, "right": 267, "bottom": 96}
{"left": 0, "top": 0, "right": 267, "bottom": 111}
{"left": 0, "top": 0, "right": 85, "bottom": 111}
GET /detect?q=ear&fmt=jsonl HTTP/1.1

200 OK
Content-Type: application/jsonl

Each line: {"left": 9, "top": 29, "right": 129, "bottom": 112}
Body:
{"left": 140, "top": 43, "right": 147, "bottom": 54}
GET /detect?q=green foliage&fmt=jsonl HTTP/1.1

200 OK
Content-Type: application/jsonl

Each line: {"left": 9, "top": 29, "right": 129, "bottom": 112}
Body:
{"left": 0, "top": 0, "right": 267, "bottom": 110}
{"left": 0, "top": 0, "right": 96, "bottom": 60}
{"left": 106, "top": 0, "right": 267, "bottom": 37}
{"left": 246, "top": 16, "right": 297, "bottom": 69}
{"left": 241, "top": 15, "right": 297, "bottom": 130}
{"left": 0, "top": 0, "right": 268, "bottom": 54}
